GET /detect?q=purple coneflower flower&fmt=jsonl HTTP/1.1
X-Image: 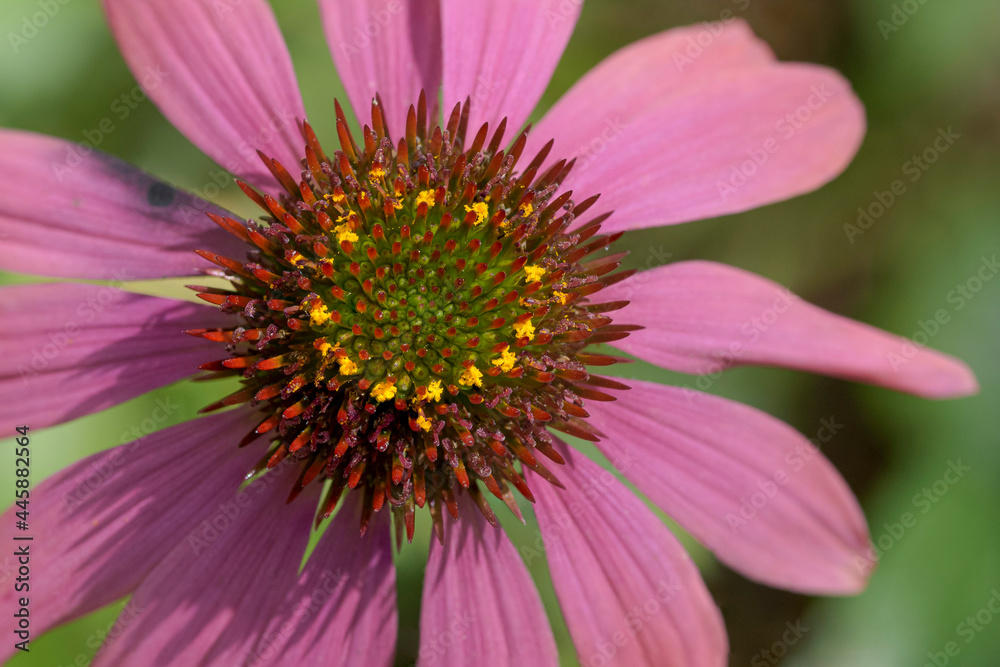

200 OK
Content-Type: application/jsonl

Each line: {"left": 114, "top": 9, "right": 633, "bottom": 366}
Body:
{"left": 0, "top": 1, "right": 977, "bottom": 665}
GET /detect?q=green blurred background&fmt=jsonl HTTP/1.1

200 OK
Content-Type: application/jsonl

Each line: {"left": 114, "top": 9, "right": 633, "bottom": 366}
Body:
{"left": 1, "top": 0, "right": 998, "bottom": 665}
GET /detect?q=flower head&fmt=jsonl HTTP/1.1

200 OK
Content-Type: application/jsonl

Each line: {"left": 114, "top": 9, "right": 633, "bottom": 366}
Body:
{"left": 185, "top": 95, "right": 635, "bottom": 531}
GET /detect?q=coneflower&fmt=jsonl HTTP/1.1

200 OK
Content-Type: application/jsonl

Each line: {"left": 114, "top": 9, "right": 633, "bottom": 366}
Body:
{"left": 185, "top": 96, "right": 639, "bottom": 541}
{"left": 0, "top": 1, "right": 976, "bottom": 665}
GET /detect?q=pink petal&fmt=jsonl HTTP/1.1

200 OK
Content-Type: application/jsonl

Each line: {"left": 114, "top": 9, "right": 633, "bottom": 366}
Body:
{"left": 319, "top": 0, "right": 441, "bottom": 135}
{"left": 612, "top": 261, "right": 978, "bottom": 399}
{"left": 533, "top": 24, "right": 865, "bottom": 232}
{"left": 250, "top": 493, "right": 397, "bottom": 667}
{"left": 0, "top": 130, "right": 248, "bottom": 280}
{"left": 0, "top": 409, "right": 260, "bottom": 665}
{"left": 419, "top": 494, "right": 558, "bottom": 667}
{"left": 0, "top": 283, "right": 233, "bottom": 432}
{"left": 526, "top": 20, "right": 774, "bottom": 167}
{"left": 94, "top": 464, "right": 319, "bottom": 666}
{"left": 440, "top": 0, "right": 580, "bottom": 136}
{"left": 527, "top": 441, "right": 728, "bottom": 667}
{"left": 102, "top": 0, "right": 307, "bottom": 190}
{"left": 586, "top": 378, "right": 872, "bottom": 595}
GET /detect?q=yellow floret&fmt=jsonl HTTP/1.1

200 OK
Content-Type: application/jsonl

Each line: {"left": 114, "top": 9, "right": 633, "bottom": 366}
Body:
{"left": 458, "top": 365, "right": 483, "bottom": 388}
{"left": 416, "top": 190, "right": 436, "bottom": 208}
{"left": 424, "top": 380, "right": 444, "bottom": 402}
{"left": 553, "top": 291, "right": 569, "bottom": 305}
{"left": 369, "top": 165, "right": 386, "bottom": 179}
{"left": 492, "top": 348, "right": 517, "bottom": 373}
{"left": 524, "top": 264, "right": 546, "bottom": 283}
{"left": 465, "top": 202, "right": 489, "bottom": 226}
{"left": 519, "top": 202, "right": 534, "bottom": 217}
{"left": 324, "top": 192, "right": 346, "bottom": 205}
{"left": 371, "top": 381, "right": 397, "bottom": 403}
{"left": 337, "top": 357, "right": 360, "bottom": 375}
{"left": 513, "top": 319, "right": 535, "bottom": 340}
{"left": 310, "top": 303, "right": 332, "bottom": 326}
{"left": 334, "top": 223, "right": 359, "bottom": 244}
{"left": 415, "top": 413, "right": 432, "bottom": 432}
{"left": 317, "top": 339, "right": 339, "bottom": 356}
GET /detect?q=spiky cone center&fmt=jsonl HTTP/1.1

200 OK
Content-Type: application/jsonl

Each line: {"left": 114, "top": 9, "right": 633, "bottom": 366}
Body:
{"left": 190, "top": 94, "right": 637, "bottom": 542}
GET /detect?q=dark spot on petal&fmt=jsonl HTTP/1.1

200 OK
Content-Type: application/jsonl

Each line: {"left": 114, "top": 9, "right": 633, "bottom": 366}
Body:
{"left": 148, "top": 182, "right": 176, "bottom": 208}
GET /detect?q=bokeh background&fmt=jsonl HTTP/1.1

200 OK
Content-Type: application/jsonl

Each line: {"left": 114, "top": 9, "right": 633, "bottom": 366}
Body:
{"left": 2, "top": 0, "right": 998, "bottom": 665}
